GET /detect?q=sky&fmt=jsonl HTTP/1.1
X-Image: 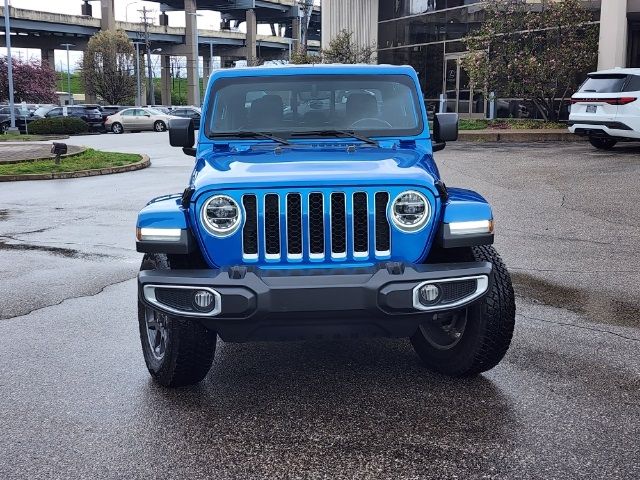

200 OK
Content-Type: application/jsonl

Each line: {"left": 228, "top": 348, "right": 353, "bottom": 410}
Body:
{"left": 1, "top": 0, "right": 256, "bottom": 72}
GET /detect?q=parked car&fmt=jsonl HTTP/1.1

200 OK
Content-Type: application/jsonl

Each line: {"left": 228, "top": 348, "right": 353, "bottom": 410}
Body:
{"left": 170, "top": 106, "right": 201, "bottom": 129}
{"left": 0, "top": 106, "right": 35, "bottom": 133}
{"left": 135, "top": 64, "right": 516, "bottom": 388}
{"left": 45, "top": 105, "right": 103, "bottom": 130}
{"left": 568, "top": 68, "right": 640, "bottom": 149}
{"left": 32, "top": 104, "right": 57, "bottom": 118}
{"left": 104, "top": 107, "right": 178, "bottom": 133}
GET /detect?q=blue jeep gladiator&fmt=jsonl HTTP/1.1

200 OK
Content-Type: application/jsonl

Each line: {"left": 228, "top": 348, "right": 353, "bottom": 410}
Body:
{"left": 136, "top": 65, "right": 516, "bottom": 387}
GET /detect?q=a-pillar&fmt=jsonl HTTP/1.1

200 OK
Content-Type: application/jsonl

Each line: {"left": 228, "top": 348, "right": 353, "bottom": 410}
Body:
{"left": 100, "top": 0, "right": 115, "bottom": 31}
{"left": 41, "top": 48, "right": 56, "bottom": 71}
{"left": 160, "top": 55, "right": 172, "bottom": 106}
{"left": 598, "top": 0, "right": 628, "bottom": 69}
{"left": 246, "top": 9, "right": 257, "bottom": 65}
{"left": 184, "top": 0, "right": 200, "bottom": 106}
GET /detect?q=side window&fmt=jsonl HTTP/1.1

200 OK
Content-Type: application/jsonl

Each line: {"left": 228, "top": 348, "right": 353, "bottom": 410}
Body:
{"left": 624, "top": 75, "right": 640, "bottom": 92}
{"left": 135, "top": 109, "right": 148, "bottom": 116}
{"left": 121, "top": 109, "right": 134, "bottom": 116}
{"left": 0, "top": 107, "right": 9, "bottom": 114}
{"left": 48, "top": 108, "right": 62, "bottom": 116}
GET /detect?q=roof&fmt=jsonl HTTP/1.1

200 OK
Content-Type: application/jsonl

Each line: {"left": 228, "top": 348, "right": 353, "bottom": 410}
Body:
{"left": 589, "top": 67, "right": 640, "bottom": 75}
{"left": 210, "top": 63, "right": 418, "bottom": 79}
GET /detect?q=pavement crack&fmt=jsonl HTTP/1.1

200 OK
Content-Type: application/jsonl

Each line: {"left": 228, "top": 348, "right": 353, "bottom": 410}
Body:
{"left": 517, "top": 313, "right": 640, "bottom": 342}
{"left": 2, "top": 276, "right": 137, "bottom": 321}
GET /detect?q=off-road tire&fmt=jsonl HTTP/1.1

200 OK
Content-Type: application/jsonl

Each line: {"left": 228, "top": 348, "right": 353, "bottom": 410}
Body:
{"left": 111, "top": 122, "right": 124, "bottom": 134}
{"left": 589, "top": 137, "right": 617, "bottom": 150}
{"left": 412, "top": 245, "right": 516, "bottom": 377}
{"left": 138, "top": 253, "right": 217, "bottom": 387}
{"left": 154, "top": 120, "right": 166, "bottom": 132}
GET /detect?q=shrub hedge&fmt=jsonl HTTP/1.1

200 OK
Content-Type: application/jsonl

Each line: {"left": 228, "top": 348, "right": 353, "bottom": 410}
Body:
{"left": 28, "top": 117, "right": 89, "bottom": 135}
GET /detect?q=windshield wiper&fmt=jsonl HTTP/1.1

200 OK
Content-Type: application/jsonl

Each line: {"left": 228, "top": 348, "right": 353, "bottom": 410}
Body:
{"left": 291, "top": 129, "right": 378, "bottom": 146}
{"left": 211, "top": 131, "right": 290, "bottom": 145}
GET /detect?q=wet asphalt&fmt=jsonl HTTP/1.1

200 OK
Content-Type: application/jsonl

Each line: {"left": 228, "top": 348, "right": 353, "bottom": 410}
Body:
{"left": 0, "top": 133, "right": 638, "bottom": 479}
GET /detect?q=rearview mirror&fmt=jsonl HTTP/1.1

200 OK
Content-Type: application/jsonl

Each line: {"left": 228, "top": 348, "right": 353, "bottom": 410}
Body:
{"left": 432, "top": 113, "right": 459, "bottom": 152}
{"left": 169, "top": 117, "right": 195, "bottom": 150}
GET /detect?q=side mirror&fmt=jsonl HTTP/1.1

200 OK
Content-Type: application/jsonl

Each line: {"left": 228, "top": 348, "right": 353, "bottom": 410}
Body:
{"left": 169, "top": 117, "right": 195, "bottom": 148}
{"left": 432, "top": 113, "right": 459, "bottom": 152}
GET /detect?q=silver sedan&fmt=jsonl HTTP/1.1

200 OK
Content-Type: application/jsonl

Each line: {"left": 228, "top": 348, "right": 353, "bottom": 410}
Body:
{"left": 105, "top": 107, "right": 179, "bottom": 134}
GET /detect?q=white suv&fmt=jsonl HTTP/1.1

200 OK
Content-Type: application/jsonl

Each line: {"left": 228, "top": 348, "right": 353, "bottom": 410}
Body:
{"left": 569, "top": 68, "right": 640, "bottom": 149}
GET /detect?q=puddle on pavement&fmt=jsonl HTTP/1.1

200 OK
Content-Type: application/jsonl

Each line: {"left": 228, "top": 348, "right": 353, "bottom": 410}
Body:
{"left": 511, "top": 271, "right": 639, "bottom": 328}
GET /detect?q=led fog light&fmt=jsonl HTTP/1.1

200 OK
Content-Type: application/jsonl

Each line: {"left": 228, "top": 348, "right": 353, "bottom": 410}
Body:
{"left": 193, "top": 290, "right": 215, "bottom": 311}
{"left": 418, "top": 284, "right": 441, "bottom": 307}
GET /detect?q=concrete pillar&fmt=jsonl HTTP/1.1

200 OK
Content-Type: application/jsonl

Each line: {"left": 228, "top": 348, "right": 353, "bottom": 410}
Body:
{"left": 184, "top": 0, "right": 200, "bottom": 106}
{"left": 598, "top": 0, "right": 628, "bottom": 69}
{"left": 161, "top": 55, "right": 172, "bottom": 106}
{"left": 100, "top": 0, "right": 115, "bottom": 31}
{"left": 246, "top": 9, "right": 257, "bottom": 64}
{"left": 81, "top": 1, "right": 92, "bottom": 16}
{"left": 41, "top": 49, "right": 56, "bottom": 71}
{"left": 291, "top": 16, "right": 301, "bottom": 52}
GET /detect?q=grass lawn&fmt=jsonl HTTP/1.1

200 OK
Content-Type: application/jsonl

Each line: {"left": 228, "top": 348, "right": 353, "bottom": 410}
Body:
{"left": 0, "top": 133, "right": 68, "bottom": 142}
{"left": 0, "top": 149, "right": 141, "bottom": 176}
{"left": 459, "top": 118, "right": 565, "bottom": 130}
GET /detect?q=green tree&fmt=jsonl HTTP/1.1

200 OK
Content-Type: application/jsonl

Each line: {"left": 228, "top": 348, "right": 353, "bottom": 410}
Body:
{"left": 290, "top": 30, "right": 375, "bottom": 65}
{"left": 322, "top": 30, "right": 376, "bottom": 64}
{"left": 82, "top": 29, "right": 136, "bottom": 105}
{"left": 462, "top": 0, "right": 598, "bottom": 121}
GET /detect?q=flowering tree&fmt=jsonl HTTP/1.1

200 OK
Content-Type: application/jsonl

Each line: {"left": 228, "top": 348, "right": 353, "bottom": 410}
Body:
{"left": 0, "top": 57, "right": 58, "bottom": 103}
{"left": 462, "top": 0, "right": 598, "bottom": 121}
{"left": 82, "top": 29, "right": 136, "bottom": 105}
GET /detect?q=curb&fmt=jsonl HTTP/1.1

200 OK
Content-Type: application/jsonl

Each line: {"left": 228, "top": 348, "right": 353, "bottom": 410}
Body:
{"left": 0, "top": 134, "right": 70, "bottom": 142}
{"left": 0, "top": 154, "right": 150, "bottom": 182}
{"left": 458, "top": 129, "right": 585, "bottom": 142}
{"left": 1, "top": 146, "right": 87, "bottom": 165}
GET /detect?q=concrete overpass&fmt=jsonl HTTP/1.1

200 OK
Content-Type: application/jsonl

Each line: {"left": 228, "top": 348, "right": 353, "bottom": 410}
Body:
{"left": 0, "top": 0, "right": 321, "bottom": 106}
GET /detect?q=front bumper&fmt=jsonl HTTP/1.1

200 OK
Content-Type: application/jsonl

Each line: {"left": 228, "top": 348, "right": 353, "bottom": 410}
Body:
{"left": 138, "top": 261, "right": 493, "bottom": 342}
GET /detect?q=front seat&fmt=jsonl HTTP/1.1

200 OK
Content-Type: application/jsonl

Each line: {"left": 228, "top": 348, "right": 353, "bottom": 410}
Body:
{"left": 248, "top": 95, "right": 284, "bottom": 130}
{"left": 345, "top": 93, "right": 378, "bottom": 126}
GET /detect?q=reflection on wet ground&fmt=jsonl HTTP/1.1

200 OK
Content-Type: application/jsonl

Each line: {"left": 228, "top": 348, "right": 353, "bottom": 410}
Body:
{"left": 512, "top": 271, "right": 639, "bottom": 328}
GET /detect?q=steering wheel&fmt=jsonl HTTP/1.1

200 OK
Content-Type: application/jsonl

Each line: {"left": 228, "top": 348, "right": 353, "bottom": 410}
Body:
{"left": 350, "top": 118, "right": 393, "bottom": 129}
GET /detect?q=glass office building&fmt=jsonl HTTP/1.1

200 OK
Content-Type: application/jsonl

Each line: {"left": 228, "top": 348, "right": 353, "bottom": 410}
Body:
{"left": 376, "top": 1, "right": 612, "bottom": 119}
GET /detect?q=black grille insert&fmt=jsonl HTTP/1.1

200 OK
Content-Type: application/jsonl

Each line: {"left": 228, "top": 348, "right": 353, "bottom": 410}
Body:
{"left": 353, "top": 192, "right": 368, "bottom": 253}
{"left": 264, "top": 194, "right": 280, "bottom": 256}
{"left": 330, "top": 193, "right": 346, "bottom": 255}
{"left": 440, "top": 280, "right": 477, "bottom": 304}
{"left": 155, "top": 288, "right": 194, "bottom": 312}
{"left": 242, "top": 195, "right": 258, "bottom": 256}
{"left": 287, "top": 193, "right": 302, "bottom": 256}
{"left": 375, "top": 192, "right": 390, "bottom": 253}
{"left": 309, "top": 193, "right": 325, "bottom": 255}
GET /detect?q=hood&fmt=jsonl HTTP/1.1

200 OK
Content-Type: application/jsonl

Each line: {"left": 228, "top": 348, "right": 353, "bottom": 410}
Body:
{"left": 191, "top": 145, "right": 439, "bottom": 199}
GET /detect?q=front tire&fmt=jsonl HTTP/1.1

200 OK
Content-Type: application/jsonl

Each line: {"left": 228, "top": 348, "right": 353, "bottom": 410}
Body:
{"left": 154, "top": 120, "right": 166, "bottom": 132}
{"left": 138, "top": 253, "right": 217, "bottom": 387}
{"left": 411, "top": 246, "right": 516, "bottom": 377}
{"left": 589, "top": 136, "right": 617, "bottom": 150}
{"left": 111, "top": 122, "right": 124, "bottom": 134}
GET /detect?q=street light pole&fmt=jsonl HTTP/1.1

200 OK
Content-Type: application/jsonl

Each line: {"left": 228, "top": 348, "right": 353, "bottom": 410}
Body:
{"left": 60, "top": 43, "right": 75, "bottom": 105}
{"left": 3, "top": 0, "right": 18, "bottom": 133}
{"left": 187, "top": 12, "right": 203, "bottom": 106}
{"left": 133, "top": 42, "right": 143, "bottom": 106}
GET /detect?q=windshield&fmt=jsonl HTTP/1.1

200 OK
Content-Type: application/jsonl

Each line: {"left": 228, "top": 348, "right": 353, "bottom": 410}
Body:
{"left": 205, "top": 74, "right": 424, "bottom": 139}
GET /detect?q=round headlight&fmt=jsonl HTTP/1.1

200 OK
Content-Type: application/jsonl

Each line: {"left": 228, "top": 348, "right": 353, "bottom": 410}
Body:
{"left": 391, "top": 190, "right": 430, "bottom": 232}
{"left": 202, "top": 195, "right": 241, "bottom": 237}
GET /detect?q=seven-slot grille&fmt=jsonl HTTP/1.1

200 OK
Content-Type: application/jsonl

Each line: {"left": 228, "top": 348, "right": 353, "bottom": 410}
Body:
{"left": 241, "top": 191, "right": 391, "bottom": 262}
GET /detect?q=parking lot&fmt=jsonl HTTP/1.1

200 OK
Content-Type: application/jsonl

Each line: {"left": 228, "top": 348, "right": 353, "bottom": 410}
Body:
{"left": 0, "top": 133, "right": 638, "bottom": 479}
